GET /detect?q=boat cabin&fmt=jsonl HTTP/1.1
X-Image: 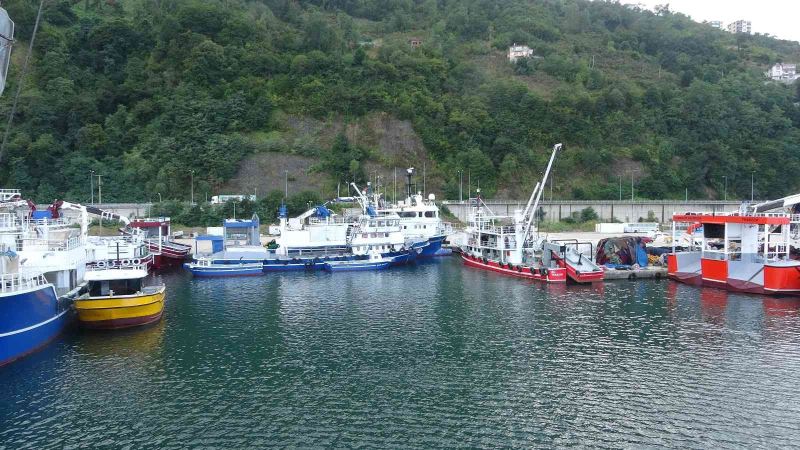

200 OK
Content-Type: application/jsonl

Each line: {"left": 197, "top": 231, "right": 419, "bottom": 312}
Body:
{"left": 669, "top": 211, "right": 800, "bottom": 294}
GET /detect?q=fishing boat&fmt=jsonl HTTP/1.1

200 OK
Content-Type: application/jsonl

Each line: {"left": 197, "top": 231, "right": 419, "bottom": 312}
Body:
{"left": 0, "top": 194, "right": 88, "bottom": 365}
{"left": 74, "top": 261, "right": 165, "bottom": 329}
{"left": 127, "top": 217, "right": 191, "bottom": 268}
{"left": 668, "top": 206, "right": 800, "bottom": 295}
{"left": 323, "top": 251, "right": 391, "bottom": 272}
{"left": 268, "top": 203, "right": 418, "bottom": 269}
{"left": 372, "top": 169, "right": 452, "bottom": 258}
{"left": 460, "top": 144, "right": 570, "bottom": 283}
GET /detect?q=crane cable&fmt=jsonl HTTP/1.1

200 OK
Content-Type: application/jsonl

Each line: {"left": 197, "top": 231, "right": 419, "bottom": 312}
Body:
{"left": 0, "top": 0, "right": 45, "bottom": 166}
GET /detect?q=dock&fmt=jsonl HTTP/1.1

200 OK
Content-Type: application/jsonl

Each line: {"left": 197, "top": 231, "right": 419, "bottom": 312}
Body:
{"left": 603, "top": 266, "right": 667, "bottom": 281}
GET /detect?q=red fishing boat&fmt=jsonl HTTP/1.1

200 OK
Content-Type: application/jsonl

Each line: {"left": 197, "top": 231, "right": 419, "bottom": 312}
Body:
{"left": 459, "top": 143, "right": 599, "bottom": 284}
{"left": 127, "top": 218, "right": 191, "bottom": 269}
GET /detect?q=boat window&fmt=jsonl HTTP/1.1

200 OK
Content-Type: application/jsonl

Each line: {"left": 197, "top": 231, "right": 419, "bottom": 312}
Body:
{"left": 384, "top": 233, "right": 389, "bottom": 238}
{"left": 418, "top": 212, "right": 423, "bottom": 217}
{"left": 378, "top": 221, "right": 384, "bottom": 226}
{"left": 399, "top": 212, "right": 415, "bottom": 218}
{"left": 425, "top": 211, "right": 435, "bottom": 218}
{"left": 404, "top": 226, "right": 407, "bottom": 229}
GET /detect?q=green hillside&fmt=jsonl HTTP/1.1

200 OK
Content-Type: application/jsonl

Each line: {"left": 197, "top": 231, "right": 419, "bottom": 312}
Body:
{"left": 1, "top": 0, "right": 799, "bottom": 204}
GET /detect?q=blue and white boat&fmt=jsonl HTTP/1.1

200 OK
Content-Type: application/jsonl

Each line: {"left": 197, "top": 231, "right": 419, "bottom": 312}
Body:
{"left": 323, "top": 252, "right": 391, "bottom": 272}
{"left": 357, "top": 170, "right": 452, "bottom": 258}
{"left": 0, "top": 195, "right": 88, "bottom": 366}
{"left": 184, "top": 260, "right": 264, "bottom": 277}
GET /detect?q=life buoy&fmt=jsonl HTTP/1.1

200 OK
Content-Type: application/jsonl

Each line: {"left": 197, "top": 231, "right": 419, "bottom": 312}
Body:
{"left": 540, "top": 267, "right": 548, "bottom": 276}
{"left": 132, "top": 258, "right": 141, "bottom": 266}
{"left": 96, "top": 260, "right": 106, "bottom": 268}
{"left": 121, "top": 259, "right": 131, "bottom": 266}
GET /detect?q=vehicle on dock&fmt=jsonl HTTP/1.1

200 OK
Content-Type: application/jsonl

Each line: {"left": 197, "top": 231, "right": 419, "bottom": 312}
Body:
{"left": 74, "top": 262, "right": 165, "bottom": 329}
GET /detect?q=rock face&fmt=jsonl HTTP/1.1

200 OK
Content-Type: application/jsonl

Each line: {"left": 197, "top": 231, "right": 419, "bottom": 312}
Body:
{"left": 223, "top": 113, "right": 438, "bottom": 197}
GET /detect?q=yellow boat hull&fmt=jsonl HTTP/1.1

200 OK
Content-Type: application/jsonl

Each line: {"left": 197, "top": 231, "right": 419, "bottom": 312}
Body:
{"left": 75, "top": 287, "right": 165, "bottom": 329}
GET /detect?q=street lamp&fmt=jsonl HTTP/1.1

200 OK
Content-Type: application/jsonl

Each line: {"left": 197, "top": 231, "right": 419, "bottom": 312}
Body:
{"left": 232, "top": 201, "right": 238, "bottom": 220}
{"left": 722, "top": 176, "right": 727, "bottom": 201}
{"left": 751, "top": 171, "right": 755, "bottom": 201}
{"left": 157, "top": 192, "right": 162, "bottom": 203}
{"left": 190, "top": 169, "right": 195, "bottom": 206}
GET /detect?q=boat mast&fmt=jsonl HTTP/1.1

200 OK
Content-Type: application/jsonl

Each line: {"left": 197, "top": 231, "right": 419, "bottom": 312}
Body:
{"left": 522, "top": 143, "right": 563, "bottom": 244}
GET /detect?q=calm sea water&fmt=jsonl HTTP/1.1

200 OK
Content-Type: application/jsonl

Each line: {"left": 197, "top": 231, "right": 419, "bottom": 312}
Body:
{"left": 2, "top": 258, "right": 800, "bottom": 448}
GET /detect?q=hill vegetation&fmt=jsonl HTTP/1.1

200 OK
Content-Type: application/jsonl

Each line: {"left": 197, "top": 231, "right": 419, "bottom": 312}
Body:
{"left": 1, "top": 0, "right": 800, "bottom": 207}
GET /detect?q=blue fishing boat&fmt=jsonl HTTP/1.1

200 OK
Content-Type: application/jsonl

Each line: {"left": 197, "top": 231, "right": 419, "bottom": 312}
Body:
{"left": 323, "top": 252, "right": 391, "bottom": 272}
{"left": 1, "top": 194, "right": 88, "bottom": 366}
{"left": 0, "top": 269, "right": 71, "bottom": 367}
{"left": 184, "top": 260, "right": 264, "bottom": 277}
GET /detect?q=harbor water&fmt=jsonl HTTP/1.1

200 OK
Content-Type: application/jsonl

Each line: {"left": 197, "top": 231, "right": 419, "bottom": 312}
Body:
{"left": 2, "top": 258, "right": 800, "bottom": 447}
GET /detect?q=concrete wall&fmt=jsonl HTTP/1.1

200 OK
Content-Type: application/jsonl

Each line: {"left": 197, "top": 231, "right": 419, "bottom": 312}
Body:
{"left": 442, "top": 200, "right": 744, "bottom": 224}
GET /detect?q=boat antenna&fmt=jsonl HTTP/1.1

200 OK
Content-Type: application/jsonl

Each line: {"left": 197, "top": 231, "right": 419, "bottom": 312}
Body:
{"left": 0, "top": 0, "right": 44, "bottom": 166}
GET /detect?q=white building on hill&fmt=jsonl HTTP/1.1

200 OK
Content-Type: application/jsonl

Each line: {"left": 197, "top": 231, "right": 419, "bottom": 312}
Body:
{"left": 768, "top": 63, "right": 798, "bottom": 83}
{"left": 727, "top": 19, "right": 751, "bottom": 34}
{"left": 508, "top": 44, "right": 533, "bottom": 63}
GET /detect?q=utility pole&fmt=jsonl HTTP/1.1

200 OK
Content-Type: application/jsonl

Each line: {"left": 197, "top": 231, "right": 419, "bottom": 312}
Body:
{"left": 685, "top": 188, "right": 688, "bottom": 202}
{"left": 459, "top": 170, "right": 463, "bottom": 203}
{"left": 468, "top": 169, "right": 471, "bottom": 199}
{"left": 90, "top": 170, "right": 95, "bottom": 204}
{"left": 394, "top": 168, "right": 397, "bottom": 203}
{"left": 630, "top": 172, "right": 634, "bottom": 202}
{"left": 751, "top": 171, "right": 754, "bottom": 201}
{"left": 96, "top": 174, "right": 103, "bottom": 204}
{"left": 190, "top": 170, "right": 195, "bottom": 205}
{"left": 723, "top": 176, "right": 728, "bottom": 201}
{"left": 284, "top": 170, "right": 288, "bottom": 198}
{"left": 618, "top": 175, "right": 622, "bottom": 201}
{"left": 550, "top": 172, "right": 553, "bottom": 202}
{"left": 423, "top": 162, "right": 426, "bottom": 195}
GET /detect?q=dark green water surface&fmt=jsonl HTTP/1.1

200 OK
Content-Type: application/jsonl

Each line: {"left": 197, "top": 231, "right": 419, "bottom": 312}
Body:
{"left": 3, "top": 258, "right": 800, "bottom": 448}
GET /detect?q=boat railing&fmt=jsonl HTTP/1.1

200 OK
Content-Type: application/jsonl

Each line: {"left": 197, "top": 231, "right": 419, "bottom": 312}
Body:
{"left": 0, "top": 188, "right": 21, "bottom": 201}
{"left": 674, "top": 211, "right": 791, "bottom": 220}
{"left": 85, "top": 261, "right": 149, "bottom": 272}
{"left": 0, "top": 272, "right": 49, "bottom": 294}
{"left": 0, "top": 213, "right": 19, "bottom": 229}
{"left": 19, "top": 235, "right": 84, "bottom": 252}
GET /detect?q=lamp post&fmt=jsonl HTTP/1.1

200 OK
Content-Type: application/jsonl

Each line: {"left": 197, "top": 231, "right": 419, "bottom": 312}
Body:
{"left": 96, "top": 174, "right": 103, "bottom": 204}
{"left": 751, "top": 171, "right": 754, "bottom": 201}
{"left": 233, "top": 201, "right": 237, "bottom": 220}
{"left": 723, "top": 176, "right": 727, "bottom": 201}
{"left": 618, "top": 175, "right": 622, "bottom": 201}
{"left": 190, "top": 169, "right": 195, "bottom": 206}
{"left": 284, "top": 170, "right": 288, "bottom": 198}
{"left": 90, "top": 170, "right": 95, "bottom": 204}
{"left": 157, "top": 192, "right": 162, "bottom": 203}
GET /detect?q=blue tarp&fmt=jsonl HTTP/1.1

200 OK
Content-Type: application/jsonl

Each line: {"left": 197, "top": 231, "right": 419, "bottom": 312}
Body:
{"left": 31, "top": 211, "right": 52, "bottom": 219}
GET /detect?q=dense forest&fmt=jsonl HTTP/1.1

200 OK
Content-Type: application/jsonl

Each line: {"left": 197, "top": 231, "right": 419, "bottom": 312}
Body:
{"left": 1, "top": 0, "right": 800, "bottom": 207}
